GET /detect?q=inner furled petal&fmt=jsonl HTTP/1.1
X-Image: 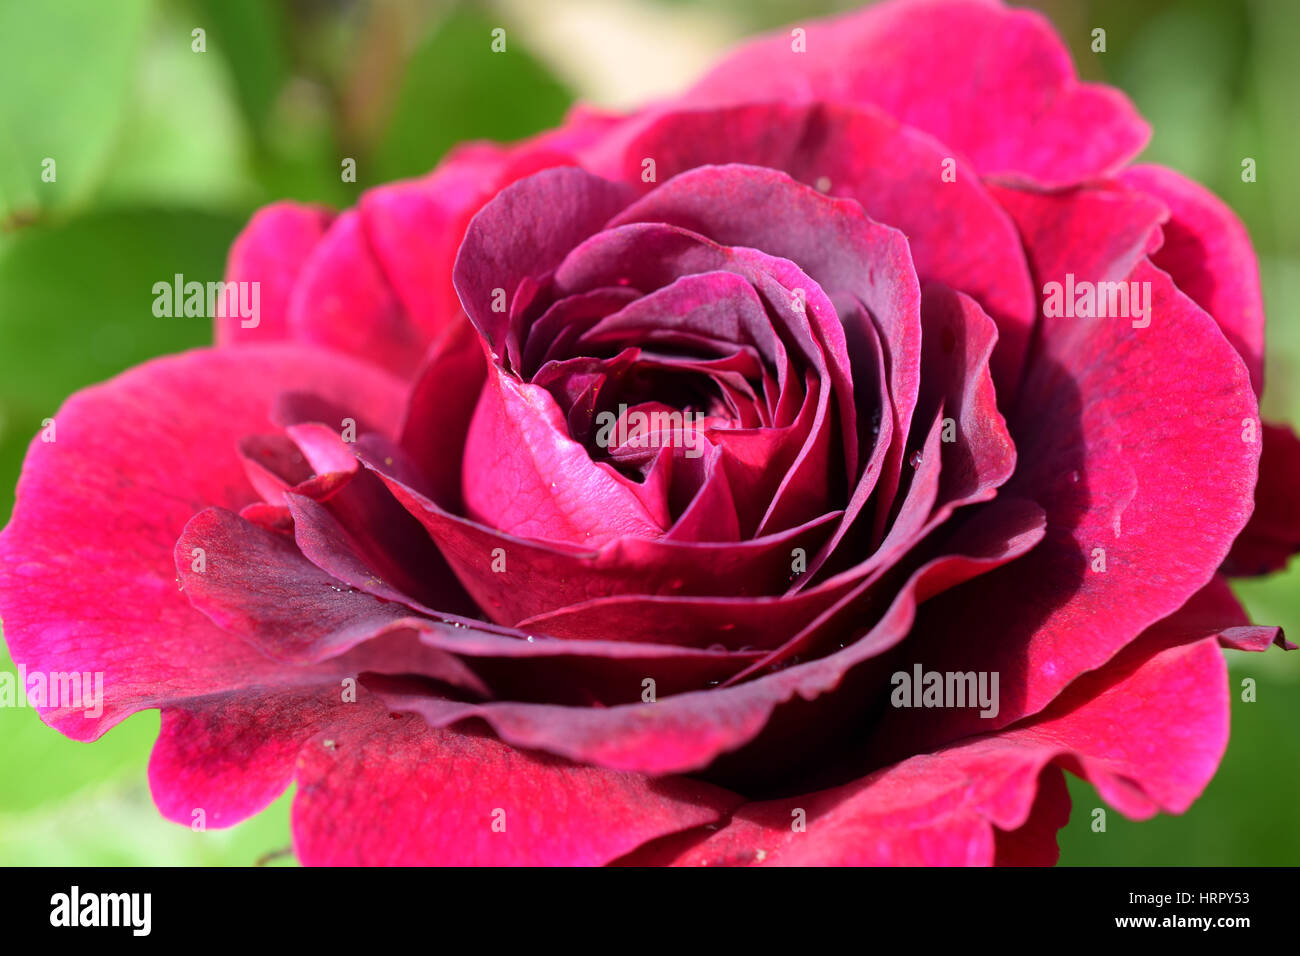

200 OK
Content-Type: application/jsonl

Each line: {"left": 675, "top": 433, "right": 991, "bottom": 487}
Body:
{"left": 547, "top": 221, "right": 865, "bottom": 531}
{"left": 461, "top": 363, "right": 672, "bottom": 548}
{"left": 608, "top": 165, "right": 921, "bottom": 547}
{"left": 520, "top": 286, "right": 642, "bottom": 378}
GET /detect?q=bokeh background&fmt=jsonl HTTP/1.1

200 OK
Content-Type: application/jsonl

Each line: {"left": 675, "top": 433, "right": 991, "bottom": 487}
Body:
{"left": 0, "top": 0, "right": 1296, "bottom": 865}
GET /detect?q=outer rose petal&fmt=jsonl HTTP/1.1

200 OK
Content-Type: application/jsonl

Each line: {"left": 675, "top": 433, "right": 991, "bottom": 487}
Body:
{"left": 369, "top": 497, "right": 1045, "bottom": 775}
{"left": 641, "top": 636, "right": 1229, "bottom": 865}
{"left": 150, "top": 685, "right": 741, "bottom": 864}
{"left": 876, "top": 260, "right": 1260, "bottom": 749}
{"left": 291, "top": 696, "right": 742, "bottom": 866}
{"left": 987, "top": 181, "right": 1168, "bottom": 317}
{"left": 0, "top": 346, "right": 406, "bottom": 738}
{"left": 286, "top": 209, "right": 429, "bottom": 379}
{"left": 218, "top": 203, "right": 334, "bottom": 346}
{"left": 611, "top": 102, "right": 1036, "bottom": 392}
{"left": 1224, "top": 422, "right": 1300, "bottom": 576}
{"left": 1120, "top": 164, "right": 1265, "bottom": 394}
{"left": 680, "top": 0, "right": 1149, "bottom": 187}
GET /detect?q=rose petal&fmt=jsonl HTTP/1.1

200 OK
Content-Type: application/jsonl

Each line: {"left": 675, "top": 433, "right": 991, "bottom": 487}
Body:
{"left": 681, "top": 0, "right": 1149, "bottom": 187}
{"left": 0, "top": 346, "right": 405, "bottom": 738}
{"left": 1121, "top": 164, "right": 1265, "bottom": 393}
{"left": 218, "top": 203, "right": 334, "bottom": 346}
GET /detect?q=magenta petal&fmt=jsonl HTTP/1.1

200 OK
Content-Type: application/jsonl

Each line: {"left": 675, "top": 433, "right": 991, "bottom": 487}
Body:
{"left": 681, "top": 0, "right": 1149, "bottom": 187}
{"left": 461, "top": 363, "right": 668, "bottom": 546}
{"left": 1121, "top": 164, "right": 1265, "bottom": 393}
{"left": 373, "top": 498, "right": 1044, "bottom": 774}
{"left": 177, "top": 507, "right": 419, "bottom": 663}
{"left": 619, "top": 102, "right": 1036, "bottom": 390}
{"left": 988, "top": 181, "right": 1169, "bottom": 332}
{"left": 452, "top": 166, "right": 634, "bottom": 363}
{"left": 287, "top": 209, "right": 429, "bottom": 379}
{"left": 879, "top": 260, "right": 1259, "bottom": 749}
{"left": 149, "top": 682, "right": 354, "bottom": 830}
{"left": 993, "top": 768, "right": 1070, "bottom": 867}
{"left": 291, "top": 697, "right": 741, "bottom": 865}
{"left": 0, "top": 346, "right": 406, "bottom": 738}
{"left": 654, "top": 636, "right": 1229, "bottom": 865}
{"left": 219, "top": 203, "right": 333, "bottom": 346}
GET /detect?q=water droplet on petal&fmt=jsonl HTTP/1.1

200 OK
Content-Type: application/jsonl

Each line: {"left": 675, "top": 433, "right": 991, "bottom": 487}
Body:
{"left": 908, "top": 450, "right": 923, "bottom": 468}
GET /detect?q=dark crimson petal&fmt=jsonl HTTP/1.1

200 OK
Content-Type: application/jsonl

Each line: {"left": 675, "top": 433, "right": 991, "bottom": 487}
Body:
{"left": 791, "top": 282, "right": 1014, "bottom": 592}
{"left": 237, "top": 433, "right": 314, "bottom": 504}
{"left": 402, "top": 622, "right": 764, "bottom": 705}
{"left": 515, "top": 578, "right": 858, "bottom": 650}
{"left": 873, "top": 261, "right": 1260, "bottom": 749}
{"left": 452, "top": 166, "right": 635, "bottom": 364}
{"left": 371, "top": 498, "right": 1044, "bottom": 774}
{"left": 613, "top": 102, "right": 1036, "bottom": 391}
{"left": 678, "top": 0, "right": 1148, "bottom": 187}
{"left": 176, "top": 507, "right": 425, "bottom": 665}
{"left": 218, "top": 203, "right": 333, "bottom": 346}
{"left": 1121, "top": 164, "right": 1265, "bottom": 393}
{"left": 0, "top": 346, "right": 406, "bottom": 738}
{"left": 914, "top": 283, "right": 1017, "bottom": 507}
{"left": 290, "top": 695, "right": 742, "bottom": 866}
{"left": 368, "top": 453, "right": 841, "bottom": 626}
{"left": 644, "top": 635, "right": 1229, "bottom": 865}
{"left": 547, "top": 219, "right": 857, "bottom": 535}
{"left": 399, "top": 319, "right": 488, "bottom": 512}
{"left": 993, "top": 768, "right": 1070, "bottom": 867}
{"left": 287, "top": 490, "right": 477, "bottom": 618}
{"left": 608, "top": 164, "right": 919, "bottom": 540}
{"left": 1223, "top": 422, "right": 1300, "bottom": 577}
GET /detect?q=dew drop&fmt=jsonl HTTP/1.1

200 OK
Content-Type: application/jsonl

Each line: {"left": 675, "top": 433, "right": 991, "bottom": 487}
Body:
{"left": 908, "top": 450, "right": 923, "bottom": 468}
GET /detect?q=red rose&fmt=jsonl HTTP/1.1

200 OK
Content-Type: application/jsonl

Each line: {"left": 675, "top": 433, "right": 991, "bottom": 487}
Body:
{"left": 2, "top": 0, "right": 1296, "bottom": 865}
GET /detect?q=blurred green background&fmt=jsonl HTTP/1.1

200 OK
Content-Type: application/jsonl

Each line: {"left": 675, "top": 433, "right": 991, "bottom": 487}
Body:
{"left": 0, "top": 0, "right": 1295, "bottom": 866}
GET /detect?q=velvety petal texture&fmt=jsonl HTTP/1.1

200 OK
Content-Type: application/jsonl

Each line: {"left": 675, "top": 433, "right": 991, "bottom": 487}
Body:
{"left": 1, "top": 0, "right": 1292, "bottom": 868}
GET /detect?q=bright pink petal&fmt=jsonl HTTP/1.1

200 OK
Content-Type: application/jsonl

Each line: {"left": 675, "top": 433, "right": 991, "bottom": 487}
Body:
{"left": 218, "top": 203, "right": 334, "bottom": 346}
{"left": 291, "top": 696, "right": 741, "bottom": 865}
{"left": 287, "top": 210, "right": 428, "bottom": 378}
{"left": 0, "top": 346, "right": 405, "bottom": 738}
{"left": 1121, "top": 164, "right": 1265, "bottom": 393}
{"left": 681, "top": 0, "right": 1149, "bottom": 187}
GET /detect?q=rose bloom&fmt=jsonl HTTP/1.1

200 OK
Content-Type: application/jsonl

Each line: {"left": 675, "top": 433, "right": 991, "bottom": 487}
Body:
{"left": 3, "top": 0, "right": 1298, "bottom": 866}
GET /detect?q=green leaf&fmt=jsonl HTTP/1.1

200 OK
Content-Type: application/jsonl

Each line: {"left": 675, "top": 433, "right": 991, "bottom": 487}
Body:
{"left": 1058, "top": 658, "right": 1300, "bottom": 865}
{"left": 0, "top": 0, "right": 154, "bottom": 216}
{"left": 97, "top": 10, "right": 254, "bottom": 209}
{"left": 373, "top": 3, "right": 572, "bottom": 184}
{"left": 0, "top": 208, "right": 244, "bottom": 522}
{"left": 190, "top": 0, "right": 291, "bottom": 139}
